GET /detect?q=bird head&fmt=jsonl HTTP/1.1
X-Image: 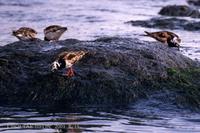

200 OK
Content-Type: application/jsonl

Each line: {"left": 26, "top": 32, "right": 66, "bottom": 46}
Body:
{"left": 62, "top": 27, "right": 67, "bottom": 31}
{"left": 59, "top": 27, "right": 68, "bottom": 34}
{"left": 12, "top": 30, "right": 17, "bottom": 36}
{"left": 51, "top": 61, "right": 61, "bottom": 72}
{"left": 169, "top": 36, "right": 181, "bottom": 48}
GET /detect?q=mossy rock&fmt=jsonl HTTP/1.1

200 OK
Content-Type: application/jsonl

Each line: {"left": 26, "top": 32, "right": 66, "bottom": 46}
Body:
{"left": 0, "top": 37, "right": 199, "bottom": 110}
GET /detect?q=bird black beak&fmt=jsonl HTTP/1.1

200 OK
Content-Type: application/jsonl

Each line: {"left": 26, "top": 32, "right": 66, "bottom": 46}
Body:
{"left": 12, "top": 31, "right": 16, "bottom": 36}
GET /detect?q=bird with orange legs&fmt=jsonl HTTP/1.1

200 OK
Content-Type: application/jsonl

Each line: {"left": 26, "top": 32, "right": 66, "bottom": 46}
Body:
{"left": 51, "top": 51, "right": 87, "bottom": 77}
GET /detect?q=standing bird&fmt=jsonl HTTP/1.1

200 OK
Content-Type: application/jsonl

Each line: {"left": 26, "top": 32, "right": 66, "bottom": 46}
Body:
{"left": 144, "top": 31, "right": 181, "bottom": 48}
{"left": 51, "top": 51, "right": 87, "bottom": 77}
{"left": 44, "top": 25, "right": 67, "bottom": 41}
{"left": 12, "top": 27, "right": 37, "bottom": 41}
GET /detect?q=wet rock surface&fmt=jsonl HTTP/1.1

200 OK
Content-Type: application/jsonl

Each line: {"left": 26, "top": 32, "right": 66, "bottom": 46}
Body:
{"left": 188, "top": 0, "right": 200, "bottom": 6}
{"left": 0, "top": 37, "right": 199, "bottom": 109}
{"left": 159, "top": 5, "right": 200, "bottom": 18}
{"left": 126, "top": 17, "right": 200, "bottom": 31}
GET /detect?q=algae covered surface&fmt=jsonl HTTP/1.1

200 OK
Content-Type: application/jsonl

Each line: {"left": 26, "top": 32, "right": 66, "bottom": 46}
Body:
{"left": 0, "top": 37, "right": 199, "bottom": 110}
{"left": 165, "top": 68, "right": 200, "bottom": 110}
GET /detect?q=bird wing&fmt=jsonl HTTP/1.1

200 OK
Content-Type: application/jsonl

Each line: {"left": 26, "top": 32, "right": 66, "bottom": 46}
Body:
{"left": 19, "top": 27, "right": 37, "bottom": 34}
{"left": 55, "top": 51, "right": 87, "bottom": 65}
{"left": 44, "top": 25, "right": 63, "bottom": 33}
{"left": 67, "top": 51, "right": 86, "bottom": 64}
{"left": 165, "top": 31, "right": 179, "bottom": 38}
{"left": 145, "top": 31, "right": 168, "bottom": 43}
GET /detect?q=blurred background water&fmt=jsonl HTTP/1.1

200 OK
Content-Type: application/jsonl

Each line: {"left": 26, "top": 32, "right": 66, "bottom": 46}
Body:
{"left": 0, "top": 0, "right": 200, "bottom": 132}
{"left": 0, "top": 0, "right": 199, "bottom": 60}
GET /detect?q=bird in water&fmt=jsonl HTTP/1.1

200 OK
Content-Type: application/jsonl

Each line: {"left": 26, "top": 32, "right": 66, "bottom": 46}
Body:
{"left": 12, "top": 27, "right": 37, "bottom": 41}
{"left": 144, "top": 31, "right": 181, "bottom": 49}
{"left": 51, "top": 51, "right": 87, "bottom": 77}
{"left": 44, "top": 25, "right": 67, "bottom": 42}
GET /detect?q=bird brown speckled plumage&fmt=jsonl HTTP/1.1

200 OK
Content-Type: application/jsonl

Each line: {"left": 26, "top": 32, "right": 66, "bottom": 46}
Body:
{"left": 51, "top": 51, "right": 87, "bottom": 77}
{"left": 44, "top": 25, "right": 67, "bottom": 41}
{"left": 144, "top": 31, "right": 181, "bottom": 48}
{"left": 12, "top": 27, "right": 37, "bottom": 41}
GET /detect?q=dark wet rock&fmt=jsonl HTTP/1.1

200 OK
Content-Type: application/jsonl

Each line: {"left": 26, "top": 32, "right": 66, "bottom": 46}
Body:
{"left": 126, "top": 17, "right": 200, "bottom": 31}
{"left": 0, "top": 37, "right": 199, "bottom": 109}
{"left": 188, "top": 0, "right": 200, "bottom": 6}
{"left": 159, "top": 5, "right": 200, "bottom": 18}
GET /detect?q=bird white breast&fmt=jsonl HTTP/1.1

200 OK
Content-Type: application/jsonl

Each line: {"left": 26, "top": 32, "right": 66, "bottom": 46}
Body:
{"left": 65, "top": 60, "right": 72, "bottom": 68}
{"left": 16, "top": 33, "right": 32, "bottom": 40}
{"left": 172, "top": 37, "right": 179, "bottom": 44}
{"left": 16, "top": 34, "right": 23, "bottom": 37}
{"left": 45, "top": 32, "right": 61, "bottom": 40}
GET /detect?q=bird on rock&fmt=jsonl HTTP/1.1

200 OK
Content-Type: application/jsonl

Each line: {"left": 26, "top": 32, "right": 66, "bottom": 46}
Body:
{"left": 144, "top": 31, "right": 181, "bottom": 48}
{"left": 12, "top": 27, "right": 37, "bottom": 41}
{"left": 44, "top": 25, "right": 67, "bottom": 42}
{"left": 51, "top": 51, "right": 87, "bottom": 77}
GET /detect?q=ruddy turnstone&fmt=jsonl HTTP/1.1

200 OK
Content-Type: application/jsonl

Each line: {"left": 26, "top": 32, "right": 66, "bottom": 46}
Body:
{"left": 144, "top": 31, "right": 181, "bottom": 48}
{"left": 44, "top": 25, "right": 67, "bottom": 41}
{"left": 12, "top": 27, "right": 37, "bottom": 41}
{"left": 51, "top": 51, "right": 87, "bottom": 77}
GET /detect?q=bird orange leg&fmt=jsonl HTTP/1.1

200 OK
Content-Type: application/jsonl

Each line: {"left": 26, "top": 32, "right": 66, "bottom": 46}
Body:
{"left": 66, "top": 67, "right": 75, "bottom": 77}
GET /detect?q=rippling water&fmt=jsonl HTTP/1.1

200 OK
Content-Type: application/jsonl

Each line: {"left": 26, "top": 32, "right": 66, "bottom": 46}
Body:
{"left": 0, "top": 0, "right": 200, "bottom": 132}
{"left": 0, "top": 0, "right": 200, "bottom": 60}
{"left": 0, "top": 105, "right": 200, "bottom": 133}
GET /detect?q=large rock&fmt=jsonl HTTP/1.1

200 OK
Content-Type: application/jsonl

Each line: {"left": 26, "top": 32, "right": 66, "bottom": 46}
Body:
{"left": 126, "top": 18, "right": 200, "bottom": 31}
{"left": 188, "top": 0, "right": 200, "bottom": 6}
{"left": 0, "top": 37, "right": 198, "bottom": 108}
{"left": 159, "top": 5, "right": 200, "bottom": 18}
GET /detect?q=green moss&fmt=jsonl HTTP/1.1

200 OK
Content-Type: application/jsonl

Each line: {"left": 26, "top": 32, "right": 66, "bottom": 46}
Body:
{"left": 163, "top": 68, "right": 200, "bottom": 109}
{"left": 167, "top": 68, "right": 200, "bottom": 85}
{"left": 167, "top": 68, "right": 178, "bottom": 76}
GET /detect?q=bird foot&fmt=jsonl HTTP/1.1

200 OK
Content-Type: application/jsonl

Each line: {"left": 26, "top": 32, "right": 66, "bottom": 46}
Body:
{"left": 66, "top": 67, "right": 75, "bottom": 77}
